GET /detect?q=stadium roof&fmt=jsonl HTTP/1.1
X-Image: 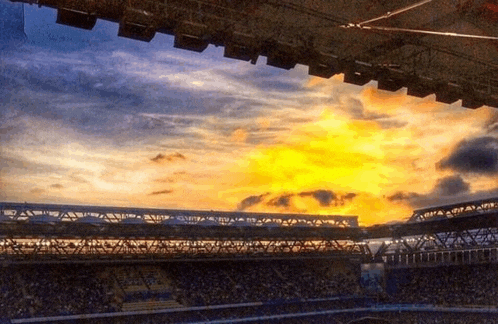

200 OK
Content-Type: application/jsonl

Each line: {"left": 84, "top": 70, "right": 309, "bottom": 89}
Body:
{"left": 11, "top": 0, "right": 498, "bottom": 108}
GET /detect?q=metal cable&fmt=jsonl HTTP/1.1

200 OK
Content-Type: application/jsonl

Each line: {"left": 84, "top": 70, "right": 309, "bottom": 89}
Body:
{"left": 356, "top": 0, "right": 434, "bottom": 26}
{"left": 342, "top": 24, "right": 498, "bottom": 41}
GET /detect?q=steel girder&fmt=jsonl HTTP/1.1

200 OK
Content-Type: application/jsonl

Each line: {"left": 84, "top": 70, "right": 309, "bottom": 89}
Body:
{"left": 0, "top": 202, "right": 358, "bottom": 227}
{"left": 0, "top": 237, "right": 368, "bottom": 262}
{"left": 371, "top": 227, "right": 498, "bottom": 267}
{"left": 409, "top": 197, "right": 498, "bottom": 222}
{"left": 0, "top": 202, "right": 367, "bottom": 262}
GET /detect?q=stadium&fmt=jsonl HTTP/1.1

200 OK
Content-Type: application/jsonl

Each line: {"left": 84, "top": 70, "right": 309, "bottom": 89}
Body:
{"left": 3, "top": 0, "right": 498, "bottom": 323}
{"left": 0, "top": 199, "right": 498, "bottom": 323}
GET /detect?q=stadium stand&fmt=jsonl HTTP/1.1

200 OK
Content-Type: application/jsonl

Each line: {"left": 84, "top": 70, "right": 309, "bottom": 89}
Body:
{"left": 0, "top": 264, "right": 117, "bottom": 319}
{"left": 3, "top": 262, "right": 498, "bottom": 323}
{"left": 165, "top": 259, "right": 360, "bottom": 306}
{"left": 3, "top": 200, "right": 498, "bottom": 323}
{"left": 387, "top": 264, "right": 498, "bottom": 306}
{"left": 0, "top": 259, "right": 362, "bottom": 320}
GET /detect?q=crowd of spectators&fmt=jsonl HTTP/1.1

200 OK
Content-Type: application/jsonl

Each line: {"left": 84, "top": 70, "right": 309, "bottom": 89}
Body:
{"left": 0, "top": 259, "right": 360, "bottom": 319}
{"left": 0, "top": 268, "right": 25, "bottom": 319}
{"left": 0, "top": 265, "right": 118, "bottom": 319}
{"left": 164, "top": 259, "right": 360, "bottom": 306}
{"left": 2, "top": 260, "right": 498, "bottom": 322}
{"left": 387, "top": 264, "right": 498, "bottom": 306}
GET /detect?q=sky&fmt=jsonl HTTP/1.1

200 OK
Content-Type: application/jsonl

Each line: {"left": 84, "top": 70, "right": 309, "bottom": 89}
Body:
{"left": 2, "top": 1, "right": 498, "bottom": 225}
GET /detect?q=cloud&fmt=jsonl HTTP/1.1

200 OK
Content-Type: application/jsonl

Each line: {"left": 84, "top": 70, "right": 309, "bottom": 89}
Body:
{"left": 297, "top": 190, "right": 358, "bottom": 207}
{"left": 387, "top": 175, "right": 471, "bottom": 209}
{"left": 50, "top": 184, "right": 63, "bottom": 189}
{"left": 29, "top": 188, "right": 45, "bottom": 195}
{"left": 343, "top": 193, "right": 357, "bottom": 201}
{"left": 438, "top": 137, "right": 498, "bottom": 174}
{"left": 219, "top": 68, "right": 306, "bottom": 94}
{"left": 433, "top": 175, "right": 470, "bottom": 196}
{"left": 332, "top": 93, "right": 407, "bottom": 129}
{"left": 149, "top": 189, "right": 173, "bottom": 196}
{"left": 230, "top": 128, "right": 248, "bottom": 143}
{"left": 150, "top": 153, "right": 186, "bottom": 163}
{"left": 235, "top": 189, "right": 359, "bottom": 213}
{"left": 387, "top": 191, "right": 421, "bottom": 202}
{"left": 299, "top": 190, "right": 337, "bottom": 207}
{"left": 237, "top": 193, "right": 269, "bottom": 211}
{"left": 0, "top": 155, "right": 70, "bottom": 176}
{"left": 267, "top": 193, "right": 294, "bottom": 208}
{"left": 0, "top": 49, "right": 270, "bottom": 146}
{"left": 68, "top": 172, "right": 91, "bottom": 184}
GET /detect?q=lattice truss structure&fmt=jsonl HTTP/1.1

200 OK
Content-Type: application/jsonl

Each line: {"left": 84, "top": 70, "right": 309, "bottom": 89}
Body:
{"left": 10, "top": 0, "right": 498, "bottom": 108}
{"left": 0, "top": 202, "right": 364, "bottom": 262}
{"left": 410, "top": 198, "right": 498, "bottom": 222}
{"left": 4, "top": 200, "right": 498, "bottom": 265}
{"left": 369, "top": 197, "right": 498, "bottom": 267}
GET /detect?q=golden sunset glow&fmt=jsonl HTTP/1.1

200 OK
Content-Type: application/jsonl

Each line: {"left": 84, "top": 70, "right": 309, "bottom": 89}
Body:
{"left": 4, "top": 78, "right": 498, "bottom": 225}
{"left": 3, "top": 16, "right": 498, "bottom": 226}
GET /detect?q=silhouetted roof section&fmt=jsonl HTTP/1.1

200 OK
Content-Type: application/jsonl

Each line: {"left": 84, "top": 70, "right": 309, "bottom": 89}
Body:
{"left": 198, "top": 219, "right": 218, "bottom": 226}
{"left": 28, "top": 214, "right": 60, "bottom": 223}
{"left": 0, "top": 215, "right": 11, "bottom": 223}
{"left": 161, "top": 218, "right": 187, "bottom": 225}
{"left": 120, "top": 218, "right": 145, "bottom": 224}
{"left": 231, "top": 220, "right": 251, "bottom": 227}
{"left": 76, "top": 216, "right": 107, "bottom": 224}
{"left": 262, "top": 222, "right": 279, "bottom": 228}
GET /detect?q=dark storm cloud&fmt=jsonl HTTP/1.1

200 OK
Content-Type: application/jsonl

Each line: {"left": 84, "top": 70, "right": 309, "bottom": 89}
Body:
{"left": 150, "top": 153, "right": 186, "bottom": 163}
{"left": 387, "top": 176, "right": 470, "bottom": 209}
{"left": 387, "top": 191, "right": 421, "bottom": 202}
{"left": 149, "top": 189, "right": 173, "bottom": 196}
{"left": 299, "top": 190, "right": 336, "bottom": 206}
{"left": 434, "top": 175, "right": 470, "bottom": 196}
{"left": 299, "top": 190, "right": 358, "bottom": 206}
{"left": 437, "top": 137, "right": 498, "bottom": 174}
{"left": 343, "top": 192, "right": 357, "bottom": 201}
{"left": 267, "top": 194, "right": 294, "bottom": 208}
{"left": 237, "top": 193, "right": 269, "bottom": 211}
{"left": 237, "top": 190, "right": 358, "bottom": 211}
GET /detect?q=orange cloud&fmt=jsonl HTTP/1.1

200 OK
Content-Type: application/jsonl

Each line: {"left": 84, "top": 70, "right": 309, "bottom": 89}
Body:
{"left": 29, "top": 188, "right": 46, "bottom": 196}
{"left": 360, "top": 86, "right": 410, "bottom": 115}
{"left": 150, "top": 152, "right": 186, "bottom": 163}
{"left": 149, "top": 189, "right": 173, "bottom": 196}
{"left": 230, "top": 128, "right": 248, "bottom": 143}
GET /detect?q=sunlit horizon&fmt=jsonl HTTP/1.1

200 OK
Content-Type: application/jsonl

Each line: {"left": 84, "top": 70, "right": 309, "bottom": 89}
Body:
{"left": 3, "top": 2, "right": 498, "bottom": 226}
